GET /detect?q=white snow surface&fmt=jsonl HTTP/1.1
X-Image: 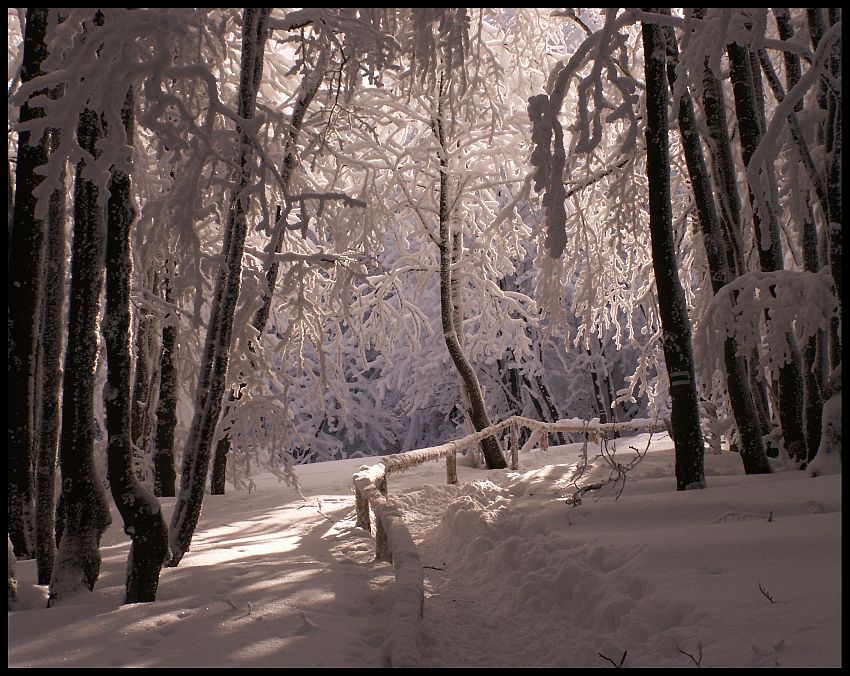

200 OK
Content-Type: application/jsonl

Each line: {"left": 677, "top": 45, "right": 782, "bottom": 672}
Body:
{"left": 8, "top": 433, "right": 842, "bottom": 668}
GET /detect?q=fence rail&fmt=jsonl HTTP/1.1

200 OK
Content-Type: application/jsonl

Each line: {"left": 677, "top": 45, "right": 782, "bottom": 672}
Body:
{"left": 349, "top": 415, "right": 666, "bottom": 665}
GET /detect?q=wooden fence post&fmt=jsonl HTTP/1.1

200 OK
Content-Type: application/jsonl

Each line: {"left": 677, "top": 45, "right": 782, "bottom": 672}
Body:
{"left": 446, "top": 447, "right": 458, "bottom": 485}
{"left": 375, "top": 474, "right": 391, "bottom": 562}
{"left": 510, "top": 422, "right": 519, "bottom": 470}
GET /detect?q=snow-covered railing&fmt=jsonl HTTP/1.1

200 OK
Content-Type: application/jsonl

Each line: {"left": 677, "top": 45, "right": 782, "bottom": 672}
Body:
{"left": 350, "top": 415, "right": 665, "bottom": 665}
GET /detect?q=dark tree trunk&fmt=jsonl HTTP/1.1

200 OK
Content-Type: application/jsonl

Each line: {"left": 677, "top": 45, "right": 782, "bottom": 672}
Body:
{"left": 641, "top": 13, "right": 705, "bottom": 490}
{"left": 209, "top": 32, "right": 326, "bottom": 494}
{"left": 152, "top": 264, "right": 178, "bottom": 497}
{"left": 432, "top": 79, "right": 506, "bottom": 470}
{"left": 727, "top": 33, "right": 808, "bottom": 463}
{"left": 661, "top": 13, "right": 771, "bottom": 474}
{"left": 34, "top": 114, "right": 67, "bottom": 585}
{"left": 49, "top": 90, "right": 112, "bottom": 605}
{"left": 103, "top": 86, "right": 169, "bottom": 603}
{"left": 130, "top": 269, "right": 159, "bottom": 481}
{"left": 8, "top": 7, "right": 52, "bottom": 560}
{"left": 823, "top": 12, "right": 841, "bottom": 363}
{"left": 169, "top": 8, "right": 271, "bottom": 566}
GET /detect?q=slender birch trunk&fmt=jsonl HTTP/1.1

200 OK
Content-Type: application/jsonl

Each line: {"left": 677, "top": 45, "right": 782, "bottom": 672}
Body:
{"left": 432, "top": 78, "right": 506, "bottom": 470}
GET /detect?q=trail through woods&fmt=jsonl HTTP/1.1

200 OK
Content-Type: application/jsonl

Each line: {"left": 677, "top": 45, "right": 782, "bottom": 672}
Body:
{"left": 8, "top": 436, "right": 842, "bottom": 668}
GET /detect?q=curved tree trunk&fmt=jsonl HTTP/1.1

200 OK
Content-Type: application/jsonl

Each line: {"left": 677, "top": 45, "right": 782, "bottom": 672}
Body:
{"left": 432, "top": 79, "right": 506, "bottom": 470}
{"left": 168, "top": 8, "right": 271, "bottom": 565}
{"left": 103, "top": 86, "right": 169, "bottom": 603}
{"left": 641, "top": 13, "right": 705, "bottom": 490}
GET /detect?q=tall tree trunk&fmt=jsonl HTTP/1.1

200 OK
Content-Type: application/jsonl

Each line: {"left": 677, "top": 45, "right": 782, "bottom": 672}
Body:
{"left": 210, "top": 48, "right": 326, "bottom": 493}
{"left": 152, "top": 263, "right": 178, "bottom": 497}
{"left": 806, "top": 9, "right": 841, "bottom": 373}
{"left": 103, "top": 86, "right": 169, "bottom": 603}
{"left": 823, "top": 9, "right": 841, "bottom": 367}
{"left": 130, "top": 268, "right": 159, "bottom": 481}
{"left": 769, "top": 9, "right": 825, "bottom": 463}
{"left": 49, "top": 68, "right": 113, "bottom": 604}
{"left": 727, "top": 31, "right": 808, "bottom": 463}
{"left": 34, "top": 110, "right": 67, "bottom": 585}
{"left": 168, "top": 8, "right": 271, "bottom": 565}
{"left": 692, "top": 9, "right": 775, "bottom": 446}
{"left": 8, "top": 7, "right": 52, "bottom": 560}
{"left": 661, "top": 11, "right": 771, "bottom": 474}
{"left": 641, "top": 13, "right": 705, "bottom": 490}
{"left": 432, "top": 79, "right": 506, "bottom": 470}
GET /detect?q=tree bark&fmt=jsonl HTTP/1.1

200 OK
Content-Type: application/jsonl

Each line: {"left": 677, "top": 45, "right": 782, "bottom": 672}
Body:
{"left": 641, "top": 13, "right": 706, "bottom": 490}
{"left": 208, "top": 35, "right": 326, "bottom": 494}
{"left": 432, "top": 79, "right": 506, "bottom": 470}
{"left": 152, "top": 263, "right": 178, "bottom": 497}
{"left": 168, "top": 8, "right": 271, "bottom": 565}
{"left": 727, "top": 32, "right": 808, "bottom": 463}
{"left": 661, "top": 12, "right": 771, "bottom": 474}
{"left": 49, "top": 83, "right": 112, "bottom": 604}
{"left": 8, "top": 7, "right": 52, "bottom": 560}
{"left": 130, "top": 268, "right": 159, "bottom": 481}
{"left": 34, "top": 111, "right": 67, "bottom": 585}
{"left": 103, "top": 86, "right": 169, "bottom": 603}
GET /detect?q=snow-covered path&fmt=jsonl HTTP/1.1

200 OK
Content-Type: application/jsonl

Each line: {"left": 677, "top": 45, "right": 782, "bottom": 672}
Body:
{"left": 8, "top": 436, "right": 842, "bottom": 668}
{"left": 9, "top": 464, "right": 396, "bottom": 668}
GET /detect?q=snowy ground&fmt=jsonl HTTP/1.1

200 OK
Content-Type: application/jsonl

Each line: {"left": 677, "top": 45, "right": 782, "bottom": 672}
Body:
{"left": 8, "top": 432, "right": 842, "bottom": 668}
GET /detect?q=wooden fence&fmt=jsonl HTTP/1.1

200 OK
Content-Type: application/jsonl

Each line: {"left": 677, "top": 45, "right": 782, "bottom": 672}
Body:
{"left": 350, "top": 415, "right": 667, "bottom": 665}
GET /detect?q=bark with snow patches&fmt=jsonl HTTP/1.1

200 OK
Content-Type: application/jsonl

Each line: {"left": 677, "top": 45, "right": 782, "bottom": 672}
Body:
{"left": 168, "top": 8, "right": 272, "bottom": 565}
{"left": 641, "top": 12, "right": 706, "bottom": 490}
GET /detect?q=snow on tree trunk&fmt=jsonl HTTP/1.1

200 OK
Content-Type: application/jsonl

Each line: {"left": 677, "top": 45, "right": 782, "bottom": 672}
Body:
{"left": 168, "top": 8, "right": 271, "bottom": 565}
{"left": 727, "top": 33, "right": 808, "bottom": 463}
{"left": 807, "top": 364, "right": 841, "bottom": 477}
{"left": 767, "top": 10, "right": 827, "bottom": 465}
{"left": 130, "top": 267, "right": 159, "bottom": 481}
{"left": 660, "top": 12, "right": 771, "bottom": 475}
{"left": 152, "top": 263, "right": 178, "bottom": 498}
{"left": 34, "top": 112, "right": 67, "bottom": 585}
{"left": 8, "top": 7, "right": 53, "bottom": 560}
{"left": 49, "top": 95, "right": 112, "bottom": 605}
{"left": 103, "top": 85, "right": 169, "bottom": 603}
{"left": 641, "top": 15, "right": 705, "bottom": 490}
{"left": 694, "top": 8, "right": 773, "bottom": 446}
{"left": 208, "top": 33, "right": 327, "bottom": 495}
{"left": 432, "top": 81, "right": 506, "bottom": 470}
{"left": 824, "top": 19, "right": 841, "bottom": 363}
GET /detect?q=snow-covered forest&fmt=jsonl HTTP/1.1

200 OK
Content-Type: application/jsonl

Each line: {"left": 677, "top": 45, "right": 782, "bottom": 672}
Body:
{"left": 7, "top": 8, "right": 842, "bottom": 667}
